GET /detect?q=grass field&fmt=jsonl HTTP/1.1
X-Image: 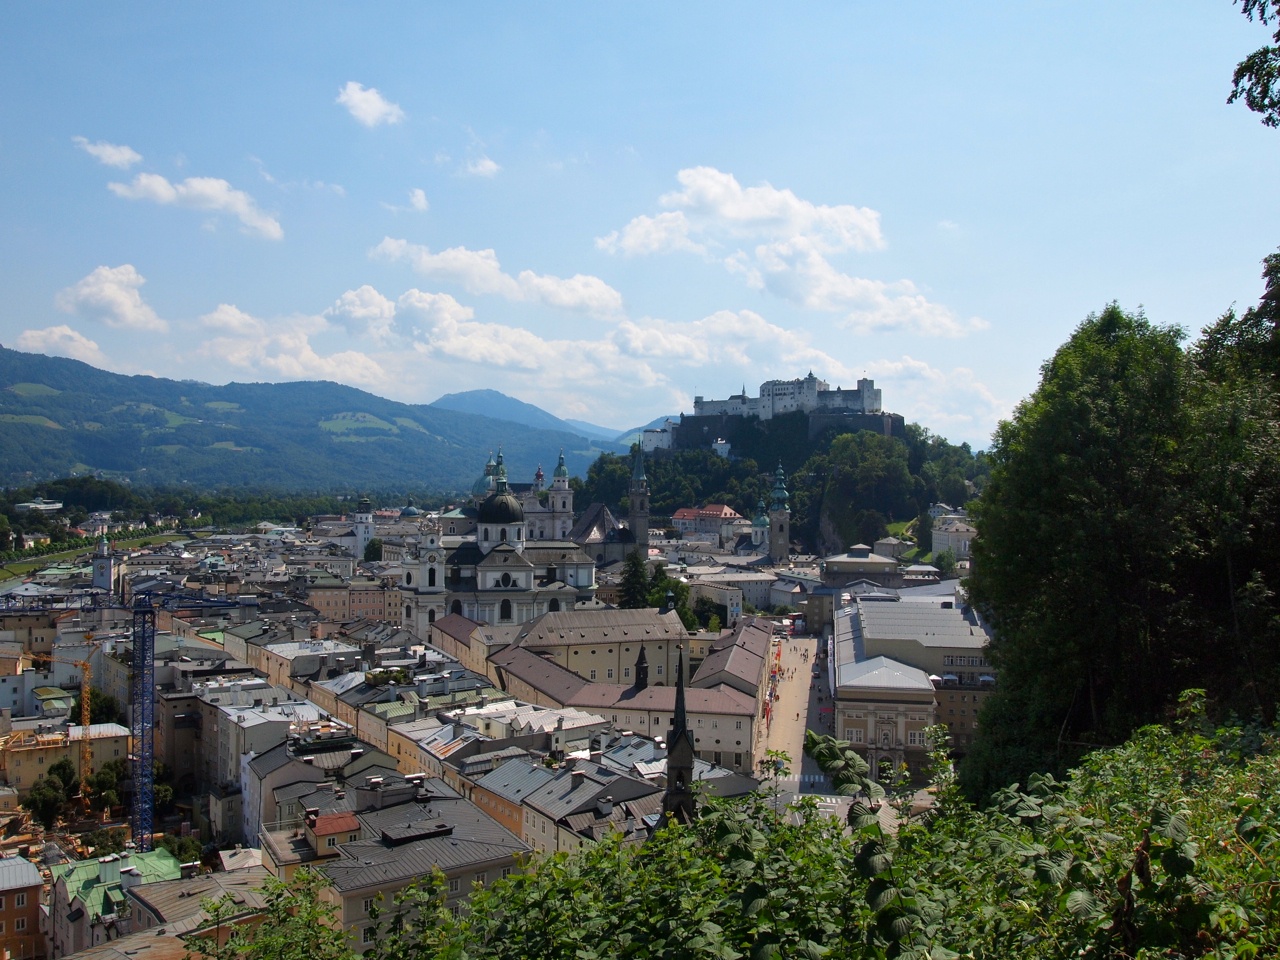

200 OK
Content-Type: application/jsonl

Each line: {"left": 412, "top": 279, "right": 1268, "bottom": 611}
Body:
{"left": 0, "top": 533, "right": 190, "bottom": 582}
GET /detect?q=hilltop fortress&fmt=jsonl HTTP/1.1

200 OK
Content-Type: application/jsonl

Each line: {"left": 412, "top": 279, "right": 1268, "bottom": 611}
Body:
{"left": 653, "top": 372, "right": 905, "bottom": 453}
{"left": 693, "top": 372, "right": 882, "bottom": 420}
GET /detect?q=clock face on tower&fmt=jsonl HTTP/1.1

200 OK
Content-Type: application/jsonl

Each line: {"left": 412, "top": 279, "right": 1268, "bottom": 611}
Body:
{"left": 427, "top": 555, "right": 438, "bottom": 564}
{"left": 96, "top": 563, "right": 106, "bottom": 573}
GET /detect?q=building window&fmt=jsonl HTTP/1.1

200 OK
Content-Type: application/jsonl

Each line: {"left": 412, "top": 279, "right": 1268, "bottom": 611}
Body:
{"left": 363, "top": 927, "right": 376, "bottom": 945}
{"left": 500, "top": 599, "right": 512, "bottom": 620}
{"left": 606, "top": 669, "right": 614, "bottom": 679}
{"left": 448, "top": 878, "right": 460, "bottom": 894}
{"left": 734, "top": 753, "right": 742, "bottom": 767}
{"left": 502, "top": 867, "right": 512, "bottom": 879}
{"left": 590, "top": 669, "right": 597, "bottom": 680}
{"left": 697, "top": 718, "right": 703, "bottom": 727}
{"left": 326, "top": 836, "right": 337, "bottom": 848}
{"left": 908, "top": 731, "right": 925, "bottom": 746}
{"left": 14, "top": 893, "right": 25, "bottom": 908}
{"left": 735, "top": 720, "right": 743, "bottom": 730}
{"left": 15, "top": 917, "right": 26, "bottom": 932}
{"left": 852, "top": 729, "right": 865, "bottom": 743}
{"left": 363, "top": 898, "right": 375, "bottom": 914}
{"left": 475, "top": 872, "right": 486, "bottom": 886}
{"left": 656, "top": 664, "right": 663, "bottom": 676}
{"left": 349, "top": 833, "right": 358, "bottom": 842}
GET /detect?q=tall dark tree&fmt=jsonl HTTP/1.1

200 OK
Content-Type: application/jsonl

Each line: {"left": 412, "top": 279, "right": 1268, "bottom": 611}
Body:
{"left": 964, "top": 305, "right": 1192, "bottom": 798}
{"left": 617, "top": 552, "right": 650, "bottom": 609}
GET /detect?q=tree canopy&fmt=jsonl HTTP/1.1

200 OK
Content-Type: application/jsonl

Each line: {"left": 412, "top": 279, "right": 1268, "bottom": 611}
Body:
{"left": 1229, "top": 0, "right": 1280, "bottom": 126}
{"left": 964, "top": 274, "right": 1280, "bottom": 800}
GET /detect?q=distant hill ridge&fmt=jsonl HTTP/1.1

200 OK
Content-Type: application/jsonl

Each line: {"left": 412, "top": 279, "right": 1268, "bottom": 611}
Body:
{"left": 430, "top": 389, "right": 626, "bottom": 442}
{"left": 0, "top": 346, "right": 629, "bottom": 491}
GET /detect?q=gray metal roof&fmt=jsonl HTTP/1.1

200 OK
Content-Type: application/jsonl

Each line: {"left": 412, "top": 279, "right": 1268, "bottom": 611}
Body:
{"left": 857, "top": 598, "right": 990, "bottom": 650}
{"left": 839, "top": 656, "right": 935, "bottom": 692}
{"left": 0, "top": 855, "right": 43, "bottom": 891}
{"left": 473, "top": 756, "right": 556, "bottom": 804}
{"left": 320, "top": 794, "right": 527, "bottom": 893}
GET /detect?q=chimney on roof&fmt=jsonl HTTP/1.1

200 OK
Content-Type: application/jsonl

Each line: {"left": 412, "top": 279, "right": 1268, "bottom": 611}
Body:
{"left": 596, "top": 795, "right": 614, "bottom": 817}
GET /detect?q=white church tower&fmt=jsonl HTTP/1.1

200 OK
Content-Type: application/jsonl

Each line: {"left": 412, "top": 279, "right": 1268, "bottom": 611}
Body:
{"left": 352, "top": 496, "right": 376, "bottom": 560}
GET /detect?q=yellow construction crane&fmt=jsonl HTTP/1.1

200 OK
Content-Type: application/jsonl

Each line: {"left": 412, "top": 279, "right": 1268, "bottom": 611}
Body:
{"left": 31, "top": 651, "right": 95, "bottom": 812}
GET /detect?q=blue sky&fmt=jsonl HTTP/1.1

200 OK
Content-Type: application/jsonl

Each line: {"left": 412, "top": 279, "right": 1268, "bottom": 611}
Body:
{"left": 2, "top": 3, "right": 1277, "bottom": 449}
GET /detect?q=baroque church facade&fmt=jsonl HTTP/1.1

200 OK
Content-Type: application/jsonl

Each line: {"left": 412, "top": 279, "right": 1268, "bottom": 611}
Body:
{"left": 400, "top": 450, "right": 629, "bottom": 635}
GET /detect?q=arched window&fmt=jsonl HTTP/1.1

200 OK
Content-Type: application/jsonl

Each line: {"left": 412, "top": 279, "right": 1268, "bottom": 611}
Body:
{"left": 428, "top": 568, "right": 436, "bottom": 587}
{"left": 548, "top": 599, "right": 560, "bottom": 612}
{"left": 501, "top": 529, "right": 508, "bottom": 542}
{"left": 500, "top": 599, "right": 512, "bottom": 620}
{"left": 428, "top": 609, "right": 436, "bottom": 623}
{"left": 451, "top": 600, "right": 462, "bottom": 615}
{"left": 405, "top": 604, "right": 413, "bottom": 619}
{"left": 561, "top": 499, "right": 567, "bottom": 509}
{"left": 482, "top": 528, "right": 490, "bottom": 541}
{"left": 405, "top": 571, "right": 413, "bottom": 586}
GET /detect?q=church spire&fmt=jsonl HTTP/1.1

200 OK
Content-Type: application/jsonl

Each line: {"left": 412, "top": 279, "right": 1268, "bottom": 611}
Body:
{"left": 662, "top": 645, "right": 695, "bottom": 826}
{"left": 634, "top": 645, "right": 649, "bottom": 691}
{"left": 631, "top": 443, "right": 646, "bottom": 482}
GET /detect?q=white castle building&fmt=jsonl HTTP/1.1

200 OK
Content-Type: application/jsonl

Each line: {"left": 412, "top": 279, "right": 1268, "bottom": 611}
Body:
{"left": 693, "top": 372, "right": 882, "bottom": 421}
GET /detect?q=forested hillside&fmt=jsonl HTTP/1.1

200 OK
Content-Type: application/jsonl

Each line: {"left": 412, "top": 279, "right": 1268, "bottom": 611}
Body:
{"left": 575, "top": 427, "right": 986, "bottom": 555}
{"left": 0, "top": 346, "right": 614, "bottom": 492}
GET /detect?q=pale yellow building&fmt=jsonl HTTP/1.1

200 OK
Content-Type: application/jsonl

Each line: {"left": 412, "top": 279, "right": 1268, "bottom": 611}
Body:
{"left": 1, "top": 723, "right": 130, "bottom": 796}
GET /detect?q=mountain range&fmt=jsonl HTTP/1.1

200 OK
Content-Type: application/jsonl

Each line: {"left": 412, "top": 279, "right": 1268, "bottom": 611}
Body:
{"left": 0, "top": 346, "right": 658, "bottom": 493}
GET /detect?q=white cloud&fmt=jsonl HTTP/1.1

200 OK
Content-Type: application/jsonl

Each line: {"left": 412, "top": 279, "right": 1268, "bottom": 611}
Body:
{"left": 108, "top": 173, "right": 283, "bottom": 240}
{"left": 659, "top": 166, "right": 883, "bottom": 252}
{"left": 373, "top": 238, "right": 623, "bottom": 317}
{"left": 198, "top": 303, "right": 386, "bottom": 386}
{"left": 595, "top": 211, "right": 706, "bottom": 256}
{"left": 55, "top": 264, "right": 166, "bottom": 332}
{"left": 251, "top": 157, "right": 346, "bottom": 196}
{"left": 200, "top": 303, "right": 263, "bottom": 336}
{"left": 597, "top": 166, "right": 983, "bottom": 336}
{"left": 409, "top": 188, "right": 429, "bottom": 211}
{"left": 393, "top": 288, "right": 665, "bottom": 397}
{"left": 325, "top": 286, "right": 398, "bottom": 344}
{"left": 865, "top": 355, "right": 1007, "bottom": 443}
{"left": 72, "top": 136, "right": 142, "bottom": 169}
{"left": 16, "top": 325, "right": 108, "bottom": 365}
{"left": 751, "top": 236, "right": 986, "bottom": 336}
{"left": 614, "top": 308, "right": 853, "bottom": 374}
{"left": 464, "top": 156, "right": 500, "bottom": 178}
{"left": 336, "top": 81, "right": 405, "bottom": 127}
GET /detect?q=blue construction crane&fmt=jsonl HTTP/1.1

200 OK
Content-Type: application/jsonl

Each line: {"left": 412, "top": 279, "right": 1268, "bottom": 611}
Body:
{"left": 130, "top": 595, "right": 156, "bottom": 851}
{"left": 126, "top": 591, "right": 242, "bottom": 851}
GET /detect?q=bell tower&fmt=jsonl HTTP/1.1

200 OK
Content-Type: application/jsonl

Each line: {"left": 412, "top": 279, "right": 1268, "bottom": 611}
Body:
{"left": 628, "top": 445, "right": 649, "bottom": 558}
{"left": 768, "top": 463, "right": 790, "bottom": 565}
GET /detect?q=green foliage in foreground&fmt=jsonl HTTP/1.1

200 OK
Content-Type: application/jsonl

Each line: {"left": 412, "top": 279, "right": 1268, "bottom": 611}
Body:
{"left": 200, "top": 701, "right": 1280, "bottom": 960}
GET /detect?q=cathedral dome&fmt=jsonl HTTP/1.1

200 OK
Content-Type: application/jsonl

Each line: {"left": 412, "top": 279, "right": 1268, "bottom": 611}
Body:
{"left": 478, "top": 489, "right": 524, "bottom": 524}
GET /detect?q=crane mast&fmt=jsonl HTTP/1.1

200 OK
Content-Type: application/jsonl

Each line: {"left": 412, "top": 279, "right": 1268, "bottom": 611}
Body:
{"left": 31, "top": 651, "right": 94, "bottom": 811}
{"left": 130, "top": 596, "right": 156, "bottom": 851}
